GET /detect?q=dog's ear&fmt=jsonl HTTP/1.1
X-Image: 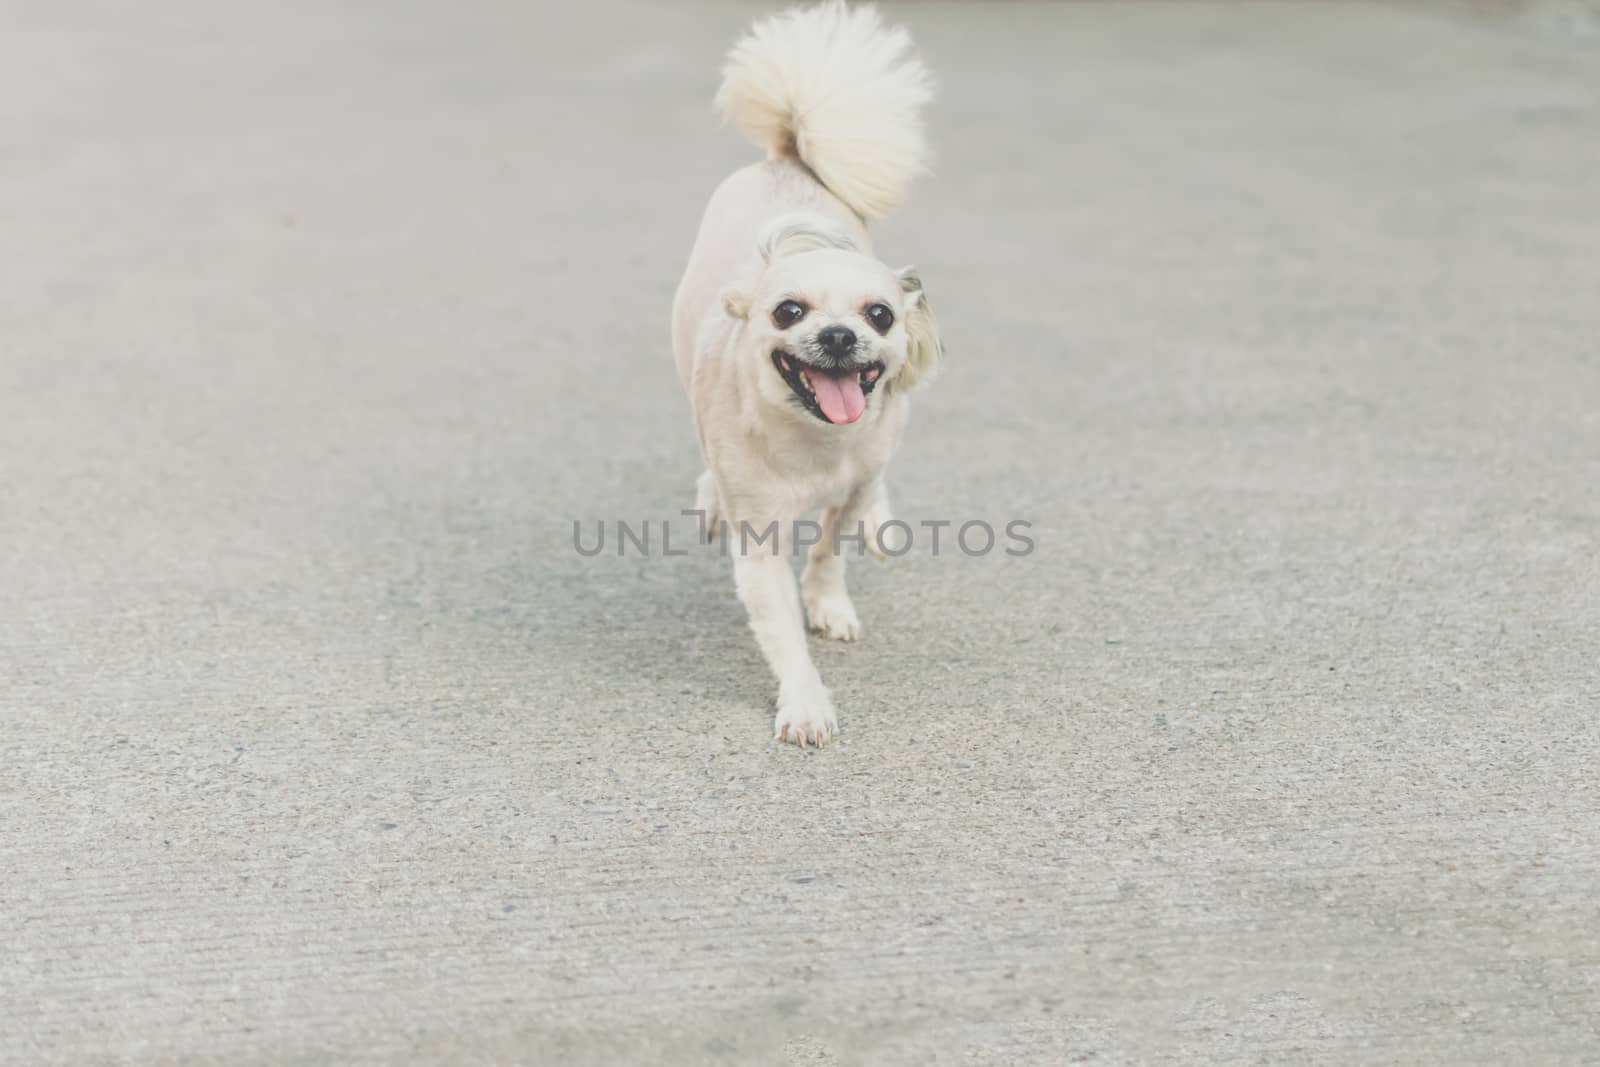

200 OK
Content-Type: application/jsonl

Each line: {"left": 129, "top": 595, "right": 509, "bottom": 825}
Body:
{"left": 894, "top": 266, "right": 941, "bottom": 390}
{"left": 721, "top": 287, "right": 750, "bottom": 320}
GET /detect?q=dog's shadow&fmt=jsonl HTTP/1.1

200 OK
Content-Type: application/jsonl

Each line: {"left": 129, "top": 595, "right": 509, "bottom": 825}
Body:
{"left": 409, "top": 511, "right": 909, "bottom": 735}
{"left": 464, "top": 536, "right": 773, "bottom": 716}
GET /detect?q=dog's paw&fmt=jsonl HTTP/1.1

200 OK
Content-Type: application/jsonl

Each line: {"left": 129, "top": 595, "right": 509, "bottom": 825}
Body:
{"left": 774, "top": 679, "right": 838, "bottom": 749}
{"left": 804, "top": 587, "right": 861, "bottom": 641}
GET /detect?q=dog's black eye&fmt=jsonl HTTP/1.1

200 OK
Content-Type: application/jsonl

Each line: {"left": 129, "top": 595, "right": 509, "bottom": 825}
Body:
{"left": 772, "top": 300, "right": 807, "bottom": 328}
{"left": 865, "top": 303, "right": 895, "bottom": 333}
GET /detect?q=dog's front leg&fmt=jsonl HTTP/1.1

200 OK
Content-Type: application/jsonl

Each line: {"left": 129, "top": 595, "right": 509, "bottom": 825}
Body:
{"left": 732, "top": 543, "right": 837, "bottom": 748}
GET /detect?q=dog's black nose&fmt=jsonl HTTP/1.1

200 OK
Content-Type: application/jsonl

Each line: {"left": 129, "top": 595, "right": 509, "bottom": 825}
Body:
{"left": 816, "top": 326, "right": 856, "bottom": 356}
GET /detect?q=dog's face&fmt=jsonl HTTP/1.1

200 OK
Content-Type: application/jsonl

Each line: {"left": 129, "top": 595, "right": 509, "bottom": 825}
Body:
{"left": 725, "top": 247, "right": 939, "bottom": 426}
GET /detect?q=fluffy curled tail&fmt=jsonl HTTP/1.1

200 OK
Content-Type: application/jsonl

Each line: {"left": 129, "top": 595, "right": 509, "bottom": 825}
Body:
{"left": 714, "top": 1, "right": 933, "bottom": 224}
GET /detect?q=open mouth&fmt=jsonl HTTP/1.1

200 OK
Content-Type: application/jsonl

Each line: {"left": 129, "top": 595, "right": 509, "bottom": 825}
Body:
{"left": 771, "top": 350, "right": 885, "bottom": 425}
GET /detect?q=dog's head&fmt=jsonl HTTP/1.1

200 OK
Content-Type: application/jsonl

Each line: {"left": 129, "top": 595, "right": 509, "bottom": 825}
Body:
{"left": 721, "top": 217, "right": 940, "bottom": 426}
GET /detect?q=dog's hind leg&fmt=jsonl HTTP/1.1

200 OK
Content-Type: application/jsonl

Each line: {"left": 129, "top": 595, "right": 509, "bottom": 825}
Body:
{"left": 858, "top": 481, "right": 898, "bottom": 561}
{"left": 693, "top": 469, "right": 722, "bottom": 541}
{"left": 801, "top": 478, "right": 889, "bottom": 641}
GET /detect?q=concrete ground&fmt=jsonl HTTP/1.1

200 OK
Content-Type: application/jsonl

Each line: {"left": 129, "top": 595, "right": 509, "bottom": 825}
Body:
{"left": 4, "top": 1, "right": 1598, "bottom": 1063}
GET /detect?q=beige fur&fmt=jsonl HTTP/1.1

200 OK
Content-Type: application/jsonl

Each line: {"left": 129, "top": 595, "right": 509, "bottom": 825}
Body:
{"left": 671, "top": 2, "right": 941, "bottom": 748}
{"left": 715, "top": 0, "right": 932, "bottom": 223}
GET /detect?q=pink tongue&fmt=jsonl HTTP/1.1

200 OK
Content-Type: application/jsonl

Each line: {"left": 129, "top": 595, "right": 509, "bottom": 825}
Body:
{"left": 811, "top": 369, "right": 866, "bottom": 424}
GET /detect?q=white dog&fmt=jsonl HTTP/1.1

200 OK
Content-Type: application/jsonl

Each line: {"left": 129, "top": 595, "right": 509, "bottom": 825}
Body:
{"left": 671, "top": 1, "right": 942, "bottom": 748}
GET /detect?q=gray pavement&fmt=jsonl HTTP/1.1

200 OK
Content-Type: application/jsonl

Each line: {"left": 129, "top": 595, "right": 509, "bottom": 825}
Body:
{"left": 4, "top": 1, "right": 1599, "bottom": 1063}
